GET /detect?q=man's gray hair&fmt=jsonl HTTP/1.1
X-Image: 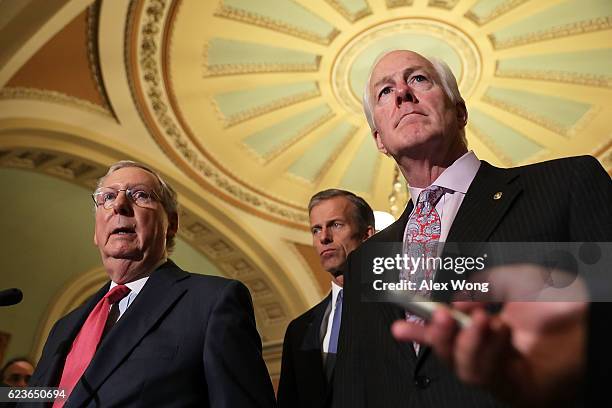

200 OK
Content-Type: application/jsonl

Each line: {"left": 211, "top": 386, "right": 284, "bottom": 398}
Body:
{"left": 362, "top": 51, "right": 467, "bottom": 145}
{"left": 96, "top": 160, "right": 179, "bottom": 253}
{"left": 308, "top": 189, "right": 375, "bottom": 236}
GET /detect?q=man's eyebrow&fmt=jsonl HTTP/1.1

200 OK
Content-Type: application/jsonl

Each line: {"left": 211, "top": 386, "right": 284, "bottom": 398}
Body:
{"left": 372, "top": 66, "right": 428, "bottom": 91}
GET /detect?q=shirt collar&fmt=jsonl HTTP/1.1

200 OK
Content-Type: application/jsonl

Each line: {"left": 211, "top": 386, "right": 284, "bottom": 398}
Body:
{"left": 408, "top": 151, "right": 480, "bottom": 199}
{"left": 109, "top": 257, "right": 167, "bottom": 294}
{"left": 331, "top": 280, "right": 342, "bottom": 305}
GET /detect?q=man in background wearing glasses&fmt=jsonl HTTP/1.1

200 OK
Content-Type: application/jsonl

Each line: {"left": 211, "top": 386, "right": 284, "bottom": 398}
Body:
{"left": 27, "top": 161, "right": 276, "bottom": 408}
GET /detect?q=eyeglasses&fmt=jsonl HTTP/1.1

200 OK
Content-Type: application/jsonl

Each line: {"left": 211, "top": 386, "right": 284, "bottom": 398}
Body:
{"left": 92, "top": 187, "right": 161, "bottom": 209}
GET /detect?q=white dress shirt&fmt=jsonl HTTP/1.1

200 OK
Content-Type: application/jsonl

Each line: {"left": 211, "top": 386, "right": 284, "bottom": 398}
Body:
{"left": 322, "top": 281, "right": 343, "bottom": 353}
{"left": 404, "top": 150, "right": 481, "bottom": 243}
{"left": 108, "top": 258, "right": 167, "bottom": 321}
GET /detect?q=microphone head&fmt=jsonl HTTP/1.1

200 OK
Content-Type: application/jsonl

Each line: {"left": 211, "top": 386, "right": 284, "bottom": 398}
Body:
{"left": 0, "top": 288, "right": 23, "bottom": 306}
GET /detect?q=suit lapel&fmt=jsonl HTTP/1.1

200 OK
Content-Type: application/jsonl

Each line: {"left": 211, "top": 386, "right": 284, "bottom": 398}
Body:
{"left": 33, "top": 285, "right": 108, "bottom": 389}
{"left": 300, "top": 295, "right": 331, "bottom": 404}
{"left": 66, "top": 261, "right": 189, "bottom": 407}
{"left": 377, "top": 203, "right": 419, "bottom": 364}
{"left": 447, "top": 161, "right": 521, "bottom": 243}
{"left": 416, "top": 162, "right": 522, "bottom": 369}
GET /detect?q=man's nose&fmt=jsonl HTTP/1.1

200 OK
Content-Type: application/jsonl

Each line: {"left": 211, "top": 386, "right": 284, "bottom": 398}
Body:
{"left": 112, "top": 191, "right": 132, "bottom": 214}
{"left": 320, "top": 228, "right": 333, "bottom": 244}
{"left": 396, "top": 84, "right": 415, "bottom": 106}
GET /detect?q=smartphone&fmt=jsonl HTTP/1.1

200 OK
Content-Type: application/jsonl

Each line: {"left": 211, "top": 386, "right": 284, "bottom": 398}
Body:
{"left": 388, "top": 291, "right": 472, "bottom": 328}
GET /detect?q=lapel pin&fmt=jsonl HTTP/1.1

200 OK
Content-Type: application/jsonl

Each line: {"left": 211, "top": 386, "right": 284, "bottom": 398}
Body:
{"left": 493, "top": 192, "right": 503, "bottom": 200}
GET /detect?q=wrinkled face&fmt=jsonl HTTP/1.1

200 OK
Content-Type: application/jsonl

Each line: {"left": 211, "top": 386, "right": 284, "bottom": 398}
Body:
{"left": 369, "top": 51, "right": 466, "bottom": 160}
{"left": 2, "top": 361, "right": 33, "bottom": 387}
{"left": 310, "top": 197, "right": 368, "bottom": 274}
{"left": 93, "top": 167, "right": 176, "bottom": 277}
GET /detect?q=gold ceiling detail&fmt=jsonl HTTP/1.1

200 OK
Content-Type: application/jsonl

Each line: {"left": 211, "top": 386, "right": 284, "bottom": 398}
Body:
{"left": 130, "top": 0, "right": 309, "bottom": 229}
{"left": 214, "top": 1, "right": 340, "bottom": 45}
{"left": 127, "top": 0, "right": 611, "bottom": 226}
{"left": 0, "top": 87, "right": 112, "bottom": 117}
{"left": 490, "top": 16, "right": 612, "bottom": 49}
{"left": 324, "top": 0, "right": 372, "bottom": 23}
{"left": 464, "top": 0, "right": 529, "bottom": 26}
{"left": 495, "top": 64, "right": 612, "bottom": 88}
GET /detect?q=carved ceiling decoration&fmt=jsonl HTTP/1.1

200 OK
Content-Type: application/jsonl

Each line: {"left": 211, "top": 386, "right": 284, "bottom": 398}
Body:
{"left": 126, "top": 0, "right": 612, "bottom": 226}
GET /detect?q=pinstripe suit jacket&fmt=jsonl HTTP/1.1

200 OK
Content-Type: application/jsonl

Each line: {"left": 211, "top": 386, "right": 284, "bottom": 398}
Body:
{"left": 333, "top": 156, "right": 612, "bottom": 408}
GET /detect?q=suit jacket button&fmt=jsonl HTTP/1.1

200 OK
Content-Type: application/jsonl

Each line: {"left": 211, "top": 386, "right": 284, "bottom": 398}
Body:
{"left": 414, "top": 375, "right": 430, "bottom": 388}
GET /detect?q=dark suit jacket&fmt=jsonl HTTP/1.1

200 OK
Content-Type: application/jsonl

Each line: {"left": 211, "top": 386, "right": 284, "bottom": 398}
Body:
{"left": 277, "top": 295, "right": 332, "bottom": 408}
{"left": 334, "top": 156, "right": 612, "bottom": 408}
{"left": 26, "top": 260, "right": 276, "bottom": 408}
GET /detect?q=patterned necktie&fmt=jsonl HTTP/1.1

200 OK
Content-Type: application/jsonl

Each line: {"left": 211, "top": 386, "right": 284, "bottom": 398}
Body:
{"left": 401, "top": 186, "right": 445, "bottom": 353}
{"left": 53, "top": 285, "right": 131, "bottom": 407}
{"left": 328, "top": 289, "right": 343, "bottom": 353}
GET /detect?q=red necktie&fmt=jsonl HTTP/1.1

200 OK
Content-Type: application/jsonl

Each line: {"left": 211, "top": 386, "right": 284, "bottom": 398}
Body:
{"left": 53, "top": 285, "right": 130, "bottom": 407}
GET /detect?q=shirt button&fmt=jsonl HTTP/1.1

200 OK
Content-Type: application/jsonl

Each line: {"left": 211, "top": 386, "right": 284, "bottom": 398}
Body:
{"left": 414, "top": 375, "right": 431, "bottom": 389}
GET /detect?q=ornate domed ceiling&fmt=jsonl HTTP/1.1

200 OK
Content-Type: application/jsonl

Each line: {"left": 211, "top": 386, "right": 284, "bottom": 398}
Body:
{"left": 0, "top": 0, "right": 611, "bottom": 380}
{"left": 129, "top": 0, "right": 612, "bottom": 224}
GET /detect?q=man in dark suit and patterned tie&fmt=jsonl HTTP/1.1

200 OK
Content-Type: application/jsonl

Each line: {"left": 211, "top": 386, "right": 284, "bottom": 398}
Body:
{"left": 333, "top": 50, "right": 612, "bottom": 407}
{"left": 27, "top": 161, "right": 276, "bottom": 407}
{"left": 277, "top": 189, "right": 375, "bottom": 408}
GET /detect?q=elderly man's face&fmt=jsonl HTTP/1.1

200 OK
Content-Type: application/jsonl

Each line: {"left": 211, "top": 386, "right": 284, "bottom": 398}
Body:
{"left": 2, "top": 360, "right": 33, "bottom": 387}
{"left": 310, "top": 197, "right": 372, "bottom": 275}
{"left": 369, "top": 51, "right": 466, "bottom": 160}
{"left": 94, "top": 167, "right": 176, "bottom": 282}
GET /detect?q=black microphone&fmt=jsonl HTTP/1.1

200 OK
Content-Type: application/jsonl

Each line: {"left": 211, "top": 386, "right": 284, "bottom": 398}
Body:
{"left": 0, "top": 288, "right": 23, "bottom": 306}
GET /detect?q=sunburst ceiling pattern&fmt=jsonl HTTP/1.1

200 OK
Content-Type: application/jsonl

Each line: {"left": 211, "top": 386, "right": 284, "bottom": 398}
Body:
{"left": 133, "top": 0, "right": 612, "bottom": 224}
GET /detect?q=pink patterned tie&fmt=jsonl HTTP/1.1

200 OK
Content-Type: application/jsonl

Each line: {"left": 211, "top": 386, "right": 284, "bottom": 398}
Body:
{"left": 401, "top": 185, "right": 445, "bottom": 353}
{"left": 53, "top": 285, "right": 130, "bottom": 407}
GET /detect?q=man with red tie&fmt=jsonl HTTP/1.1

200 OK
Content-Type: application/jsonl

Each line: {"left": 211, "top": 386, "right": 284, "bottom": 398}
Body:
{"left": 27, "top": 161, "right": 276, "bottom": 407}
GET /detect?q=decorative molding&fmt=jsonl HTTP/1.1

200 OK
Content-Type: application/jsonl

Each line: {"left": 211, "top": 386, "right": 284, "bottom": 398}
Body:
{"left": 464, "top": 0, "right": 529, "bottom": 26}
{"left": 86, "top": 0, "right": 116, "bottom": 117}
{"left": 211, "top": 87, "right": 321, "bottom": 128}
{"left": 324, "top": 0, "right": 371, "bottom": 23}
{"left": 466, "top": 123, "right": 513, "bottom": 167}
{"left": 287, "top": 124, "right": 356, "bottom": 185}
{"left": 130, "top": 0, "right": 311, "bottom": 228}
{"left": 242, "top": 110, "right": 336, "bottom": 165}
{"left": 213, "top": 3, "right": 339, "bottom": 45}
{"left": 489, "top": 16, "right": 612, "bottom": 49}
{"left": 495, "top": 66, "right": 612, "bottom": 88}
{"left": 481, "top": 93, "right": 598, "bottom": 137}
{"left": 385, "top": 0, "right": 414, "bottom": 8}
{"left": 202, "top": 42, "right": 321, "bottom": 76}
{"left": 0, "top": 87, "right": 113, "bottom": 117}
{"left": 428, "top": 0, "right": 460, "bottom": 10}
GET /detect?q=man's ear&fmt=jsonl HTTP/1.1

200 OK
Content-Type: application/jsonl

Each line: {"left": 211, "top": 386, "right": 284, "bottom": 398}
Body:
{"left": 373, "top": 129, "right": 388, "bottom": 155}
{"left": 456, "top": 102, "right": 468, "bottom": 128}
{"left": 167, "top": 212, "right": 179, "bottom": 240}
{"left": 93, "top": 230, "right": 98, "bottom": 246}
{"left": 364, "top": 225, "right": 375, "bottom": 239}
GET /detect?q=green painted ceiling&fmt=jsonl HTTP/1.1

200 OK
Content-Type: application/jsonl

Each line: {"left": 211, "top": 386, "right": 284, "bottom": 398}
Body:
{"left": 168, "top": 0, "right": 612, "bottom": 212}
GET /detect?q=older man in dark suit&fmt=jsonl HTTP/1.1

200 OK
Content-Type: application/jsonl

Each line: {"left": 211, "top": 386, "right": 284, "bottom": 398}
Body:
{"left": 27, "top": 161, "right": 276, "bottom": 407}
{"left": 277, "top": 189, "right": 374, "bottom": 408}
{"left": 333, "top": 50, "right": 612, "bottom": 408}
